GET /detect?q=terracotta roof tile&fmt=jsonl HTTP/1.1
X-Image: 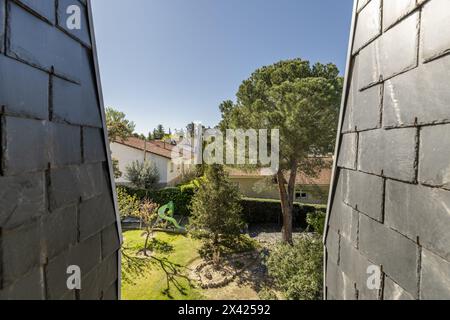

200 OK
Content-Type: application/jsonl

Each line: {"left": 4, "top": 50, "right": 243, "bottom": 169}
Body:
{"left": 228, "top": 157, "right": 333, "bottom": 186}
{"left": 115, "top": 137, "right": 174, "bottom": 159}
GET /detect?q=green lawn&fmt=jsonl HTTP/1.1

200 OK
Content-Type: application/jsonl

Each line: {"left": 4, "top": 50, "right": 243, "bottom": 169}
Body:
{"left": 121, "top": 230, "right": 205, "bottom": 300}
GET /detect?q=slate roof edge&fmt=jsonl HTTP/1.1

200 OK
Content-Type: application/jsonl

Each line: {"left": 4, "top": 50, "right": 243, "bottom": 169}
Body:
{"left": 322, "top": 0, "right": 358, "bottom": 300}
{"left": 86, "top": 0, "right": 123, "bottom": 300}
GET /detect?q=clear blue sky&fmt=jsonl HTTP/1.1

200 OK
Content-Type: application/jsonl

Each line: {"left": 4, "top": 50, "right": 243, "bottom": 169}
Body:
{"left": 92, "top": 0, "right": 353, "bottom": 135}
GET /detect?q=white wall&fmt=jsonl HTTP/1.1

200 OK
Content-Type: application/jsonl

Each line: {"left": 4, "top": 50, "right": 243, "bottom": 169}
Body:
{"left": 110, "top": 143, "right": 145, "bottom": 183}
{"left": 110, "top": 142, "right": 172, "bottom": 184}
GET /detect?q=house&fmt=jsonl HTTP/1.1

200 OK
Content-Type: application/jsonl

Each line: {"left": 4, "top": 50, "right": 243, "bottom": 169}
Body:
{"left": 111, "top": 137, "right": 189, "bottom": 187}
{"left": 228, "top": 158, "right": 332, "bottom": 205}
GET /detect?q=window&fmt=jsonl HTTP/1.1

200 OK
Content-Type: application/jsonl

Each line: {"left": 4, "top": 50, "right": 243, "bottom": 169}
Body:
{"left": 170, "top": 162, "right": 174, "bottom": 173}
{"left": 296, "top": 191, "right": 308, "bottom": 199}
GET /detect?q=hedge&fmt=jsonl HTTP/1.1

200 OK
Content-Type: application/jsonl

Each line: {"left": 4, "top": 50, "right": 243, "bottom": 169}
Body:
{"left": 118, "top": 185, "right": 195, "bottom": 217}
{"left": 118, "top": 186, "right": 326, "bottom": 228}
{"left": 240, "top": 198, "right": 327, "bottom": 229}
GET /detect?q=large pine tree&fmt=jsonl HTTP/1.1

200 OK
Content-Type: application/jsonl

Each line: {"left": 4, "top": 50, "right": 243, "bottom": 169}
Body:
{"left": 220, "top": 59, "right": 342, "bottom": 244}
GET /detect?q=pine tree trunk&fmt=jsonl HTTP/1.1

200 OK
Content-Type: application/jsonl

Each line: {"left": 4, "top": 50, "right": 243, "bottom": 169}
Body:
{"left": 277, "top": 163, "right": 298, "bottom": 245}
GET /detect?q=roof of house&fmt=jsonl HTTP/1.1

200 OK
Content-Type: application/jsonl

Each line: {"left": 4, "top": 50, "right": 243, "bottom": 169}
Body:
{"left": 295, "top": 167, "right": 332, "bottom": 186}
{"left": 228, "top": 158, "right": 333, "bottom": 186}
{"left": 114, "top": 137, "right": 175, "bottom": 159}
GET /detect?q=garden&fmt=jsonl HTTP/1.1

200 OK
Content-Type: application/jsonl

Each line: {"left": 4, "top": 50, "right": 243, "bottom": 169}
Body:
{"left": 118, "top": 164, "right": 327, "bottom": 300}
{"left": 111, "top": 59, "right": 340, "bottom": 300}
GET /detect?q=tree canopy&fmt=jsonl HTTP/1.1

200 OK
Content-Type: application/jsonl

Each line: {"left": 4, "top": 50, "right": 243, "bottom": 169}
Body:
{"left": 106, "top": 107, "right": 136, "bottom": 142}
{"left": 153, "top": 125, "right": 166, "bottom": 140}
{"left": 220, "top": 59, "right": 343, "bottom": 243}
{"left": 125, "top": 160, "right": 160, "bottom": 190}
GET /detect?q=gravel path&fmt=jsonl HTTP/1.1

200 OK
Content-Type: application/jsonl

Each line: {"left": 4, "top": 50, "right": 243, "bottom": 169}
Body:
{"left": 248, "top": 224, "right": 306, "bottom": 247}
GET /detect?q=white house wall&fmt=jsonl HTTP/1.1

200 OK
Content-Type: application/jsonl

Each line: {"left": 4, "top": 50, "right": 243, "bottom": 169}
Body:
{"left": 110, "top": 142, "right": 181, "bottom": 185}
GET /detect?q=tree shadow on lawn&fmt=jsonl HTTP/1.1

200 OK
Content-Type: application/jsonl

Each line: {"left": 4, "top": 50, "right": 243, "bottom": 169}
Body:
{"left": 155, "top": 257, "right": 194, "bottom": 299}
{"left": 122, "top": 235, "right": 197, "bottom": 299}
{"left": 137, "top": 237, "right": 174, "bottom": 256}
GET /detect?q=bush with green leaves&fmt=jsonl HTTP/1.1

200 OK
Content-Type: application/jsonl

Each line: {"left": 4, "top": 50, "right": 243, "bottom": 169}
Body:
{"left": 117, "top": 186, "right": 140, "bottom": 218}
{"left": 112, "top": 158, "right": 122, "bottom": 179}
{"left": 189, "top": 165, "right": 244, "bottom": 265}
{"left": 306, "top": 211, "right": 326, "bottom": 235}
{"left": 266, "top": 235, "right": 323, "bottom": 300}
{"left": 126, "top": 160, "right": 160, "bottom": 190}
{"left": 119, "top": 186, "right": 195, "bottom": 216}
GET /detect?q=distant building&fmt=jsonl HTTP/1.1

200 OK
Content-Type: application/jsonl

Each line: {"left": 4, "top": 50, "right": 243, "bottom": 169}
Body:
{"left": 111, "top": 137, "right": 189, "bottom": 187}
{"left": 228, "top": 158, "right": 332, "bottom": 205}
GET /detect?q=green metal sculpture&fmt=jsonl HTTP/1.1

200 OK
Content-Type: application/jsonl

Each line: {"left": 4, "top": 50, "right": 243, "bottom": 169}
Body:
{"left": 157, "top": 201, "right": 183, "bottom": 230}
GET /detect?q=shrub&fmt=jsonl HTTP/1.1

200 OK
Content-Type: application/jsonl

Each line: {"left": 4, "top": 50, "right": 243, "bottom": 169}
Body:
{"left": 179, "top": 176, "right": 204, "bottom": 193}
{"left": 117, "top": 186, "right": 140, "bottom": 219}
{"left": 177, "top": 168, "right": 199, "bottom": 185}
{"left": 125, "top": 160, "right": 160, "bottom": 190}
{"left": 266, "top": 235, "right": 324, "bottom": 300}
{"left": 189, "top": 165, "right": 244, "bottom": 265}
{"left": 118, "top": 184, "right": 327, "bottom": 225}
{"left": 258, "top": 287, "right": 279, "bottom": 300}
{"left": 119, "top": 186, "right": 194, "bottom": 217}
{"left": 112, "top": 158, "right": 122, "bottom": 179}
{"left": 306, "top": 211, "right": 326, "bottom": 235}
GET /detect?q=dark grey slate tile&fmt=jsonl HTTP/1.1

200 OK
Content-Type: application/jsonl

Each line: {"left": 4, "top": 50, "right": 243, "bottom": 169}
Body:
{"left": 338, "top": 133, "right": 358, "bottom": 170}
{"left": 326, "top": 260, "right": 357, "bottom": 300}
{"left": 358, "top": 128, "right": 417, "bottom": 182}
{"left": 16, "top": 0, "right": 56, "bottom": 24}
{"left": 383, "top": 0, "right": 415, "bottom": 31}
{"left": 8, "top": 2, "right": 82, "bottom": 81}
{"left": 385, "top": 180, "right": 450, "bottom": 262}
{"left": 52, "top": 50, "right": 102, "bottom": 127}
{"left": 2, "top": 222, "right": 41, "bottom": 287}
{"left": 49, "top": 122, "right": 82, "bottom": 167}
{"left": 0, "top": 173, "right": 46, "bottom": 229}
{"left": 0, "top": 55, "right": 49, "bottom": 120}
{"left": 79, "top": 194, "right": 115, "bottom": 241}
{"left": 421, "top": 249, "right": 450, "bottom": 300}
{"left": 421, "top": 0, "right": 450, "bottom": 61}
{"left": 0, "top": 268, "right": 44, "bottom": 300}
{"left": 83, "top": 127, "right": 106, "bottom": 163}
{"left": 383, "top": 276, "right": 414, "bottom": 300}
{"left": 342, "top": 169, "right": 384, "bottom": 222}
{"left": 101, "top": 223, "right": 120, "bottom": 260}
{"left": 3, "top": 116, "right": 49, "bottom": 175}
{"left": 353, "top": 0, "right": 381, "bottom": 54}
{"left": 46, "top": 234, "right": 101, "bottom": 299}
{"left": 48, "top": 163, "right": 108, "bottom": 211}
{"left": 42, "top": 205, "right": 78, "bottom": 260}
{"left": 419, "top": 124, "right": 450, "bottom": 190}
{"left": 383, "top": 55, "right": 450, "bottom": 128}
{"left": 339, "top": 238, "right": 380, "bottom": 300}
{"left": 359, "top": 214, "right": 418, "bottom": 294}
{"left": 57, "top": 0, "right": 91, "bottom": 46}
